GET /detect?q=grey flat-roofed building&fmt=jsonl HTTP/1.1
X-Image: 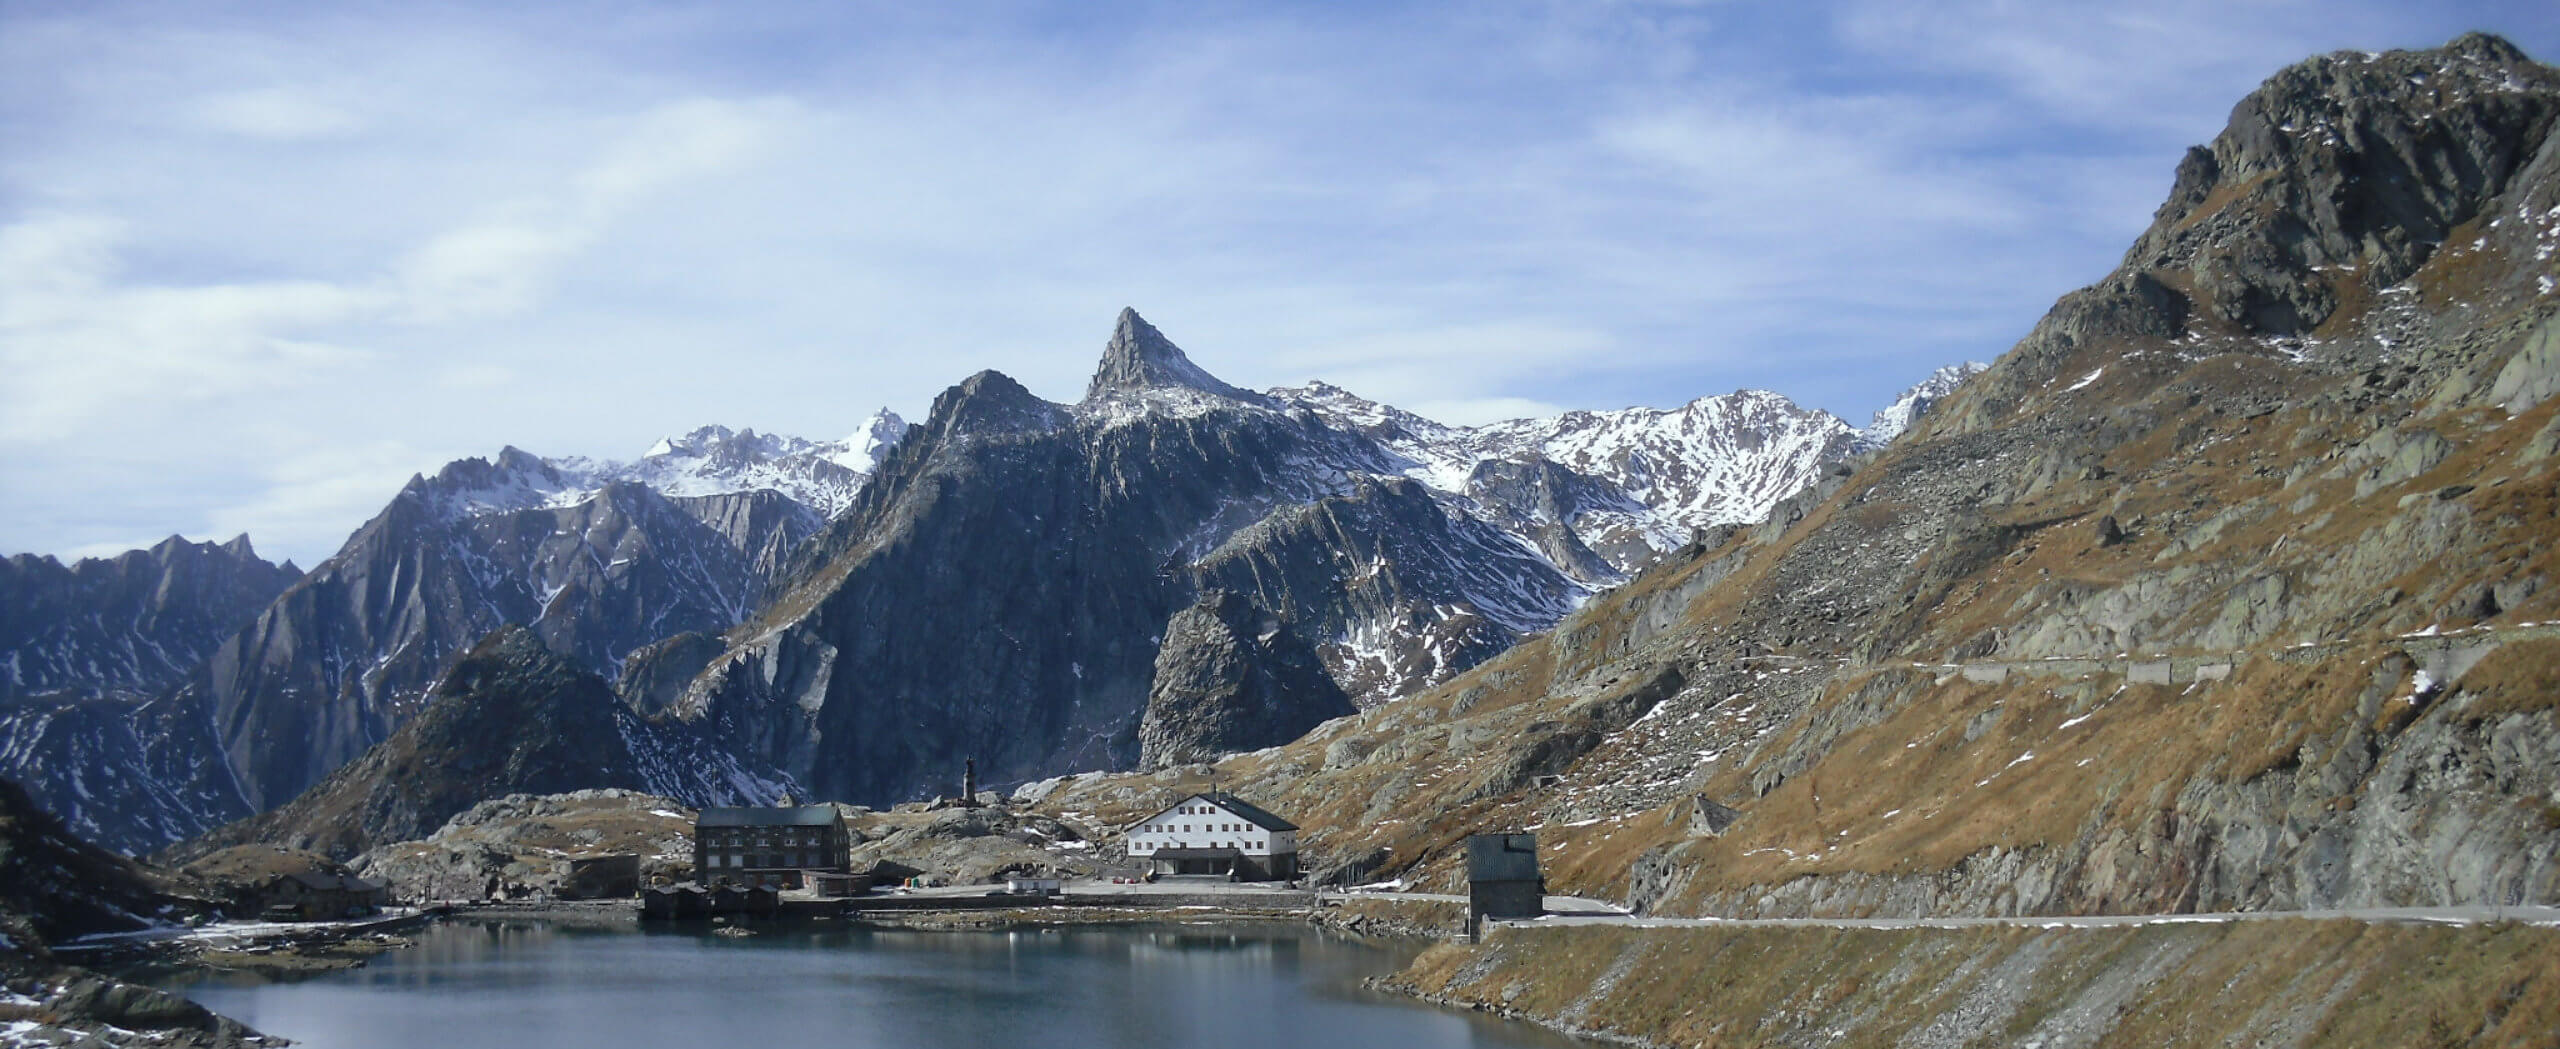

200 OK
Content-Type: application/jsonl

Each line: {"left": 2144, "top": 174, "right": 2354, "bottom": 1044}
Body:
{"left": 1466, "top": 832, "right": 1544, "bottom": 938}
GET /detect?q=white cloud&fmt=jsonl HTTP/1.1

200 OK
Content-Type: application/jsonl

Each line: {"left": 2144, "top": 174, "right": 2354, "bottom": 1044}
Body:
{"left": 203, "top": 440, "right": 451, "bottom": 563}
{"left": 2, "top": 0, "right": 2546, "bottom": 564}
{"left": 191, "top": 87, "right": 365, "bottom": 140}
{"left": 0, "top": 214, "right": 386, "bottom": 441}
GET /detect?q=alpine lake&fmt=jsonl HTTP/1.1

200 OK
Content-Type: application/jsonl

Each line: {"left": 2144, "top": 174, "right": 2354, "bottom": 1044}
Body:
{"left": 164, "top": 917, "right": 1591, "bottom": 1048}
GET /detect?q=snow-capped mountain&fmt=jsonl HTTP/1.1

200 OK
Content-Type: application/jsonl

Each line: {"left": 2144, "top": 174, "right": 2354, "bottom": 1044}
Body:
{"left": 428, "top": 413, "right": 911, "bottom": 523}
{"left": 1274, "top": 382, "right": 1890, "bottom": 579}
{"left": 9, "top": 306, "right": 1981, "bottom": 854}
{"left": 1863, "top": 362, "right": 1989, "bottom": 444}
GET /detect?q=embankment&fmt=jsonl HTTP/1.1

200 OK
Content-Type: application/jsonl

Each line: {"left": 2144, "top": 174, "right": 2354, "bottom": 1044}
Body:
{"left": 1377, "top": 919, "right": 2560, "bottom": 1048}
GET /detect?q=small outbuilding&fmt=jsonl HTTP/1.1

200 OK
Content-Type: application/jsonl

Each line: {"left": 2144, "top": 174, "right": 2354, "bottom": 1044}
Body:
{"left": 562, "top": 854, "right": 642, "bottom": 900}
{"left": 1465, "top": 832, "right": 1544, "bottom": 939}
{"left": 256, "top": 871, "right": 389, "bottom": 921}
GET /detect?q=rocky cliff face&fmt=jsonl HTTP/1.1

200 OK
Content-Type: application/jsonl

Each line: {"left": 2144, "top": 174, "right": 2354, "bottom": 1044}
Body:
{"left": 1137, "top": 590, "right": 1355, "bottom": 769}
{"left": 677, "top": 347, "right": 1405, "bottom": 804}
{"left": 174, "top": 626, "right": 784, "bottom": 862}
{"left": 0, "top": 536, "right": 299, "bottom": 854}
{"left": 1032, "top": 34, "right": 2560, "bottom": 921}
{"left": 185, "top": 473, "right": 820, "bottom": 816}
{"left": 0, "top": 535, "right": 299, "bottom": 704}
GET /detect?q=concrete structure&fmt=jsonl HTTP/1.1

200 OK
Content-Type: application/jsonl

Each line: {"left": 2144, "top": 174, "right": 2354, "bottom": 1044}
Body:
{"left": 1466, "top": 832, "right": 1544, "bottom": 939}
{"left": 694, "top": 805, "right": 851, "bottom": 890}
{"left": 1124, "top": 792, "right": 1300, "bottom": 881}
{"left": 254, "top": 871, "right": 388, "bottom": 921}
{"left": 562, "top": 854, "right": 641, "bottom": 899}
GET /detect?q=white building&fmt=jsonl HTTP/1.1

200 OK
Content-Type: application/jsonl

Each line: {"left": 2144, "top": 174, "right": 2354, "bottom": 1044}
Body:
{"left": 1123, "top": 792, "right": 1300, "bottom": 880}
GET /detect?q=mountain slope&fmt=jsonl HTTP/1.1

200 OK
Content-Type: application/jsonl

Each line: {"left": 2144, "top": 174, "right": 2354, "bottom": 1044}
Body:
{"left": 172, "top": 626, "right": 786, "bottom": 861}
{"left": 1276, "top": 382, "right": 1883, "bottom": 576}
{"left": 1032, "top": 33, "right": 2560, "bottom": 919}
{"left": 0, "top": 536, "right": 299, "bottom": 854}
{"left": 187, "top": 473, "right": 822, "bottom": 816}
{"left": 669, "top": 311, "right": 1648, "bottom": 804}
{"left": 0, "top": 535, "right": 298, "bottom": 703}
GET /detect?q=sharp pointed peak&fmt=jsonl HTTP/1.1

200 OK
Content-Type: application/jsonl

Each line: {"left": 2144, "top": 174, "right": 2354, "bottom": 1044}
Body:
{"left": 1084, "top": 308, "right": 1252, "bottom": 403}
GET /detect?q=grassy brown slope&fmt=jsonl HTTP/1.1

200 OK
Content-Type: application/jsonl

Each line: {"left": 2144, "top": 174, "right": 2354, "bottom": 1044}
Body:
{"left": 1384, "top": 920, "right": 2560, "bottom": 1049}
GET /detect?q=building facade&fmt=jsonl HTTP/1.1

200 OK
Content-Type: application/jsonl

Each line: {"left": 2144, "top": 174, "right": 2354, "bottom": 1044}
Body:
{"left": 693, "top": 805, "right": 850, "bottom": 889}
{"left": 1465, "top": 832, "right": 1544, "bottom": 939}
{"left": 1123, "top": 792, "right": 1300, "bottom": 881}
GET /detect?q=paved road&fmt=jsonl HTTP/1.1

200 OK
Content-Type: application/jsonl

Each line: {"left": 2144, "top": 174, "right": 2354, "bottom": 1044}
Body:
{"left": 1500, "top": 904, "right": 2560, "bottom": 930}
{"left": 1317, "top": 892, "right": 2560, "bottom": 930}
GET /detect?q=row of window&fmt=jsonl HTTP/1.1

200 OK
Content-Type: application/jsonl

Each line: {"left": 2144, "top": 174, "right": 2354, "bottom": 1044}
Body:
{"left": 705, "top": 852, "right": 828, "bottom": 869}
{"left": 701, "top": 833, "right": 827, "bottom": 847}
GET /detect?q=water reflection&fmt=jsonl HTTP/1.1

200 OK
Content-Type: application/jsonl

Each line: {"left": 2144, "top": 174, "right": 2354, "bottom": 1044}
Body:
{"left": 171, "top": 920, "right": 1584, "bottom": 1049}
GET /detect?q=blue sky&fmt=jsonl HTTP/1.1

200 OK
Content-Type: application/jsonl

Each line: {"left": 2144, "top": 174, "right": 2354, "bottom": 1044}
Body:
{"left": 4, "top": 0, "right": 2555, "bottom": 565}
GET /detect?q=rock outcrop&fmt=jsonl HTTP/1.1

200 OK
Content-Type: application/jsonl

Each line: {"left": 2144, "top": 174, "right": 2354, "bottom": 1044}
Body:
{"left": 185, "top": 476, "right": 819, "bottom": 816}
{"left": 1137, "top": 590, "right": 1354, "bottom": 769}
{"left": 171, "top": 627, "right": 777, "bottom": 862}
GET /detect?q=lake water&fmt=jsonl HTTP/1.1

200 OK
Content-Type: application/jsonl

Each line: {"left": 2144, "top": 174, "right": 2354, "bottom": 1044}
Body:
{"left": 172, "top": 919, "right": 1588, "bottom": 1049}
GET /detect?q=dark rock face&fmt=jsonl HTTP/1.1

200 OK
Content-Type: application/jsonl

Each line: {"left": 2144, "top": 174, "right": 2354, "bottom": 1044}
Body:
{"left": 1137, "top": 590, "right": 1355, "bottom": 769}
{"left": 0, "top": 536, "right": 298, "bottom": 853}
{"left": 1948, "top": 34, "right": 2560, "bottom": 432}
{"left": 615, "top": 631, "right": 730, "bottom": 717}
{"left": 1189, "top": 476, "right": 1585, "bottom": 703}
{"left": 185, "top": 476, "right": 819, "bottom": 814}
{"left": 0, "top": 535, "right": 299, "bottom": 703}
{"left": 174, "top": 627, "right": 655, "bottom": 861}
{"left": 0, "top": 691, "right": 249, "bottom": 856}
{"left": 682, "top": 314, "right": 1596, "bottom": 804}
{"left": 1085, "top": 306, "right": 1260, "bottom": 403}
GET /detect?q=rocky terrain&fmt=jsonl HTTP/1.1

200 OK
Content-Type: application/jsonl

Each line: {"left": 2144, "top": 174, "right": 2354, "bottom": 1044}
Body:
{"left": 1136, "top": 590, "right": 1355, "bottom": 770}
{"left": 169, "top": 627, "right": 784, "bottom": 863}
{"left": 355, "top": 790, "right": 697, "bottom": 902}
{"left": 1034, "top": 34, "right": 2560, "bottom": 924}
{"left": 842, "top": 803, "right": 1106, "bottom": 887}
{"left": 12, "top": 304, "right": 1952, "bottom": 857}
{"left": 0, "top": 777, "right": 270, "bottom": 1047}
{"left": 0, "top": 537, "right": 300, "bottom": 855}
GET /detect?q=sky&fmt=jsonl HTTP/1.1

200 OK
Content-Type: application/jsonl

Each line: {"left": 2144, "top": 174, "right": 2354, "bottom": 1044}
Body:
{"left": 4, "top": 1, "right": 2555, "bottom": 566}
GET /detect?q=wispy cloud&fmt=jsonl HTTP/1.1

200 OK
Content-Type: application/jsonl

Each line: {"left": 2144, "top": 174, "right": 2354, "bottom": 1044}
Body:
{"left": 1, "top": 0, "right": 2551, "bottom": 563}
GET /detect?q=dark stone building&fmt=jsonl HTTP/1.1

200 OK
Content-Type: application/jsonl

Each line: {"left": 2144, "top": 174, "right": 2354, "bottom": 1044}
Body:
{"left": 693, "top": 805, "right": 850, "bottom": 889}
{"left": 254, "top": 871, "right": 388, "bottom": 921}
{"left": 1465, "top": 832, "right": 1544, "bottom": 939}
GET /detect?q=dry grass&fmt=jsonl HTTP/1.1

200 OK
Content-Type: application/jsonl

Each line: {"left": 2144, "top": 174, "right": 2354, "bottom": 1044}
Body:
{"left": 1387, "top": 919, "right": 2560, "bottom": 1049}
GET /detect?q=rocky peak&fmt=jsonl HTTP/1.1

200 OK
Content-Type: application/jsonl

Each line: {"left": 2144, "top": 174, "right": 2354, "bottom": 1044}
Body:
{"left": 928, "top": 369, "right": 1066, "bottom": 438}
{"left": 1940, "top": 34, "right": 2559, "bottom": 432}
{"left": 2132, "top": 33, "right": 2558, "bottom": 335}
{"left": 827, "top": 409, "right": 911, "bottom": 474}
{"left": 1083, "top": 308, "right": 1256, "bottom": 403}
{"left": 1864, "top": 362, "right": 1990, "bottom": 445}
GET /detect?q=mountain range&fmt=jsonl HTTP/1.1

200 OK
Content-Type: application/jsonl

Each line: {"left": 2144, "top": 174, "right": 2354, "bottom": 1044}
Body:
{"left": 1028, "top": 32, "right": 2560, "bottom": 922}
{"left": 4, "top": 307, "right": 1964, "bottom": 855}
